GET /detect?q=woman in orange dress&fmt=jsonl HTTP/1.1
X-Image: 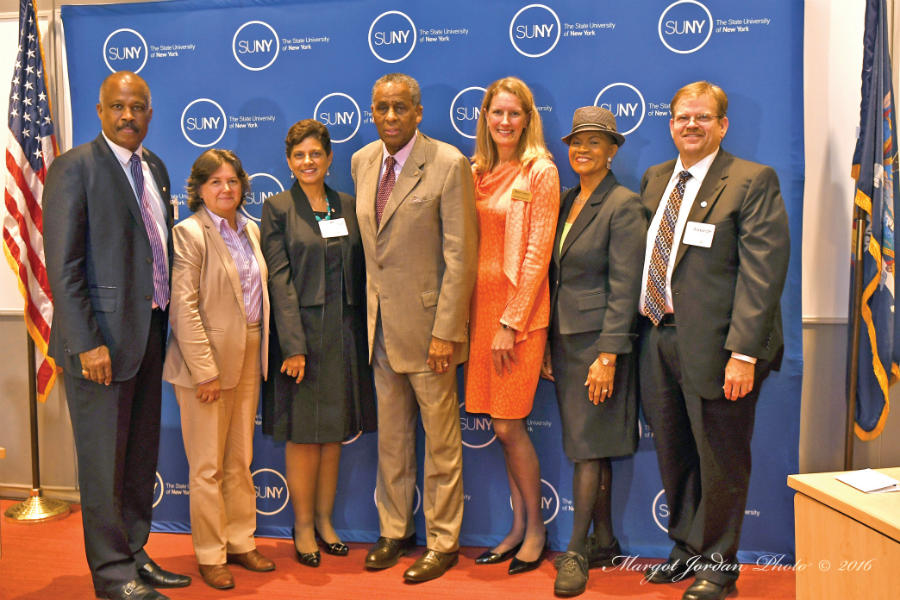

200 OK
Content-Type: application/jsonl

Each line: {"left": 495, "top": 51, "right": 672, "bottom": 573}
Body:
{"left": 466, "top": 76, "right": 560, "bottom": 575}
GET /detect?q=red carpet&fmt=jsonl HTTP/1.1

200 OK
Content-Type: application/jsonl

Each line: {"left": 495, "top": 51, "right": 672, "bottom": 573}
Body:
{"left": 0, "top": 500, "right": 794, "bottom": 599}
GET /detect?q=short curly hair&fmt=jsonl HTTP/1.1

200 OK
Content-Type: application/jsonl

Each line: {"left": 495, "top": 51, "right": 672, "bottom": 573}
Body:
{"left": 285, "top": 119, "right": 332, "bottom": 157}
{"left": 185, "top": 149, "right": 250, "bottom": 212}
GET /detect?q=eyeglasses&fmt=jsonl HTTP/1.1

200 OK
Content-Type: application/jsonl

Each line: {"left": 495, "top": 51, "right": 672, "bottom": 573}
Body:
{"left": 673, "top": 113, "right": 721, "bottom": 126}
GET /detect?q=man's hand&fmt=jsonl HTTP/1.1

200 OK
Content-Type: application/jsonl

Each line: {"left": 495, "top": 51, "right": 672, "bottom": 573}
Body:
{"left": 196, "top": 379, "right": 221, "bottom": 403}
{"left": 281, "top": 354, "right": 306, "bottom": 384}
{"left": 723, "top": 357, "right": 755, "bottom": 401}
{"left": 426, "top": 337, "right": 455, "bottom": 374}
{"left": 79, "top": 345, "right": 112, "bottom": 386}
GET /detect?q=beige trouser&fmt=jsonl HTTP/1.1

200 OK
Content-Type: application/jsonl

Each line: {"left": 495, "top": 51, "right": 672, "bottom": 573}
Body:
{"left": 176, "top": 324, "right": 260, "bottom": 565}
{"left": 372, "top": 318, "right": 463, "bottom": 553}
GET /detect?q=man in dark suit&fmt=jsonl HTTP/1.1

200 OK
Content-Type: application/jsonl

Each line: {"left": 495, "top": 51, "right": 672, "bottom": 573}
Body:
{"left": 44, "top": 71, "right": 190, "bottom": 600}
{"left": 637, "top": 81, "right": 789, "bottom": 600}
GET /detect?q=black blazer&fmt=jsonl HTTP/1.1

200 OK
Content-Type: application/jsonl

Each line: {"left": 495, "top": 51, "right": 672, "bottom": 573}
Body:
{"left": 44, "top": 134, "right": 173, "bottom": 380}
{"left": 640, "top": 149, "right": 790, "bottom": 398}
{"left": 549, "top": 171, "right": 647, "bottom": 354}
{"left": 261, "top": 182, "right": 365, "bottom": 357}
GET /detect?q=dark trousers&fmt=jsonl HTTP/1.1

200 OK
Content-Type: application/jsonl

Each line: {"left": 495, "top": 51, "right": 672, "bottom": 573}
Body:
{"left": 639, "top": 319, "right": 769, "bottom": 585}
{"left": 64, "top": 309, "right": 167, "bottom": 595}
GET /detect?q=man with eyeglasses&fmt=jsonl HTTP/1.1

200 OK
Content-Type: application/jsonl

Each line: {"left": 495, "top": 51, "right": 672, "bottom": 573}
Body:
{"left": 636, "top": 81, "right": 789, "bottom": 600}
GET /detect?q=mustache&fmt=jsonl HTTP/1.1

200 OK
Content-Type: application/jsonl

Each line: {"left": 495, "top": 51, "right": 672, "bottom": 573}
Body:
{"left": 117, "top": 121, "right": 139, "bottom": 132}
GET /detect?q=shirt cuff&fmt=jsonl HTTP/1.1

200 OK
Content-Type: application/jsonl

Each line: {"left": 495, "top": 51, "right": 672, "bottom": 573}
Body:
{"left": 731, "top": 352, "right": 757, "bottom": 364}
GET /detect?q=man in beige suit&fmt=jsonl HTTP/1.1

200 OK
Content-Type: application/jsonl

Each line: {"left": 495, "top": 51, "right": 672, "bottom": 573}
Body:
{"left": 351, "top": 73, "right": 477, "bottom": 583}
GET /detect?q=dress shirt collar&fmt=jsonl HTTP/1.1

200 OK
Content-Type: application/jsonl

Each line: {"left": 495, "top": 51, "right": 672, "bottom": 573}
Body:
{"left": 381, "top": 130, "right": 417, "bottom": 171}
{"left": 102, "top": 131, "right": 144, "bottom": 166}
{"left": 204, "top": 206, "right": 249, "bottom": 234}
{"left": 673, "top": 147, "right": 719, "bottom": 185}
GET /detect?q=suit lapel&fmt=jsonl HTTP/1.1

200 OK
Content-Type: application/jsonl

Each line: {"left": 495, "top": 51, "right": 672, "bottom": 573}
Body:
{"left": 197, "top": 209, "right": 246, "bottom": 320}
{"left": 289, "top": 182, "right": 320, "bottom": 231}
{"left": 94, "top": 135, "right": 146, "bottom": 230}
{"left": 144, "top": 149, "right": 172, "bottom": 225}
{"left": 378, "top": 133, "right": 426, "bottom": 233}
{"left": 559, "top": 172, "right": 618, "bottom": 260}
{"left": 673, "top": 150, "right": 732, "bottom": 270}
{"left": 359, "top": 147, "right": 381, "bottom": 239}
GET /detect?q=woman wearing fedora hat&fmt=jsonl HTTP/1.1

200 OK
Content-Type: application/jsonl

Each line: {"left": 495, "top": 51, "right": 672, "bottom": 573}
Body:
{"left": 541, "top": 106, "right": 647, "bottom": 596}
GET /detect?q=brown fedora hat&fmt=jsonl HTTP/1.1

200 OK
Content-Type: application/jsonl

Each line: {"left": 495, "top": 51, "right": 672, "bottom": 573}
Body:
{"left": 561, "top": 105, "right": 625, "bottom": 146}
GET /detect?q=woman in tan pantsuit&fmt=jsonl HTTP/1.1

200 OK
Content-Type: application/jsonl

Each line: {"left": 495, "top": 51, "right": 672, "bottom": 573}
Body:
{"left": 163, "top": 149, "right": 274, "bottom": 590}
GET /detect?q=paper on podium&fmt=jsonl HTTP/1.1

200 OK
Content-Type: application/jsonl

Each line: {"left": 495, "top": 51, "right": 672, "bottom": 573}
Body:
{"left": 835, "top": 468, "right": 900, "bottom": 493}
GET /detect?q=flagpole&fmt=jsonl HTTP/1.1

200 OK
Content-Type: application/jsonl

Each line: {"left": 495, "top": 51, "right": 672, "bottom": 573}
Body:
{"left": 845, "top": 206, "right": 868, "bottom": 470}
{"left": 3, "top": 336, "right": 69, "bottom": 523}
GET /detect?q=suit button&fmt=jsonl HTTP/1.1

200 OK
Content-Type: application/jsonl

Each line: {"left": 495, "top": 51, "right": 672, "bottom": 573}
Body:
{"left": 377, "top": 263, "right": 383, "bottom": 270}
{"left": 145, "top": 294, "right": 152, "bottom": 300}
{"left": 146, "top": 257, "right": 152, "bottom": 264}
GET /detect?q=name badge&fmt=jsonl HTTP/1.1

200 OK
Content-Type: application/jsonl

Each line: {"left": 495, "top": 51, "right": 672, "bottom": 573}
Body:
{"left": 510, "top": 188, "right": 532, "bottom": 202}
{"left": 682, "top": 221, "right": 715, "bottom": 248}
{"left": 318, "top": 217, "right": 349, "bottom": 238}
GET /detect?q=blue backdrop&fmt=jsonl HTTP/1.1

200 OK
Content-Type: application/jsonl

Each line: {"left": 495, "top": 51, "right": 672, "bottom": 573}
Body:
{"left": 60, "top": 0, "right": 804, "bottom": 563}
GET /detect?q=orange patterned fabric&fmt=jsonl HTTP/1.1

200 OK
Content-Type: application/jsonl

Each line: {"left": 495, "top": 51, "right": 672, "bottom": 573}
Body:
{"left": 464, "top": 158, "right": 559, "bottom": 419}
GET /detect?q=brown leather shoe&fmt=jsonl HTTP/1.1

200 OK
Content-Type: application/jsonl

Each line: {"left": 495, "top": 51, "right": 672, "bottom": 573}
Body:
{"left": 403, "top": 549, "right": 458, "bottom": 582}
{"left": 365, "top": 534, "right": 416, "bottom": 570}
{"left": 198, "top": 564, "right": 234, "bottom": 590}
{"left": 226, "top": 549, "right": 276, "bottom": 572}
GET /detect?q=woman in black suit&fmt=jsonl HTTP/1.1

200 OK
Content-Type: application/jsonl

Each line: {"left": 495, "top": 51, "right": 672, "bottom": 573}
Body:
{"left": 541, "top": 107, "right": 647, "bottom": 596}
{"left": 261, "top": 119, "right": 375, "bottom": 567}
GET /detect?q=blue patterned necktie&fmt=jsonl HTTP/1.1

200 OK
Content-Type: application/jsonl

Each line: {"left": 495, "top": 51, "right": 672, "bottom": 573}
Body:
{"left": 130, "top": 153, "right": 169, "bottom": 309}
{"left": 643, "top": 170, "right": 692, "bottom": 325}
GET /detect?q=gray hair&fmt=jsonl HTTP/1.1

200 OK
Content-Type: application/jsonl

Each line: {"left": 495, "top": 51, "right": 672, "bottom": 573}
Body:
{"left": 371, "top": 73, "right": 421, "bottom": 106}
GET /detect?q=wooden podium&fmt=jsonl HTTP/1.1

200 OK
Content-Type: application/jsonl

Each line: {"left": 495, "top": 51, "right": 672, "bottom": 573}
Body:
{"left": 788, "top": 468, "right": 900, "bottom": 600}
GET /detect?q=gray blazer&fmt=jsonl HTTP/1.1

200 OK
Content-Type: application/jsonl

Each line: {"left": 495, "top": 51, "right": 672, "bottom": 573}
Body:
{"left": 44, "top": 134, "right": 173, "bottom": 379}
{"left": 639, "top": 149, "right": 790, "bottom": 398}
{"left": 550, "top": 171, "right": 647, "bottom": 354}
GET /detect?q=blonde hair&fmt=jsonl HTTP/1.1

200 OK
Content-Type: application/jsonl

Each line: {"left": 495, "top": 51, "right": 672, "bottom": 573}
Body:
{"left": 472, "top": 76, "right": 551, "bottom": 173}
{"left": 670, "top": 81, "right": 728, "bottom": 117}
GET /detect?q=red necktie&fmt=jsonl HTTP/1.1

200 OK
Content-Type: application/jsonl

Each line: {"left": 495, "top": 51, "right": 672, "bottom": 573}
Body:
{"left": 375, "top": 155, "right": 396, "bottom": 227}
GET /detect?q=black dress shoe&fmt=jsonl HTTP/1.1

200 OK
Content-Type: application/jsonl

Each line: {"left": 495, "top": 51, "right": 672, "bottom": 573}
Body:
{"left": 293, "top": 526, "right": 321, "bottom": 567}
{"left": 474, "top": 541, "right": 522, "bottom": 564}
{"left": 316, "top": 528, "right": 350, "bottom": 556}
{"left": 102, "top": 579, "right": 169, "bottom": 600}
{"left": 365, "top": 533, "right": 417, "bottom": 569}
{"left": 403, "top": 550, "right": 458, "bottom": 582}
{"left": 682, "top": 578, "right": 736, "bottom": 600}
{"left": 137, "top": 560, "right": 191, "bottom": 588}
{"left": 508, "top": 539, "right": 548, "bottom": 575}
{"left": 644, "top": 559, "right": 692, "bottom": 584}
{"left": 586, "top": 535, "right": 622, "bottom": 569}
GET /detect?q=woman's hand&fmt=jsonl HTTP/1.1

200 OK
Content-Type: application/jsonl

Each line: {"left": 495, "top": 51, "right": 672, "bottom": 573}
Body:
{"left": 281, "top": 354, "right": 306, "bottom": 384}
{"left": 540, "top": 343, "right": 554, "bottom": 381}
{"left": 196, "top": 378, "right": 221, "bottom": 403}
{"left": 585, "top": 352, "right": 616, "bottom": 405}
{"left": 491, "top": 326, "right": 517, "bottom": 376}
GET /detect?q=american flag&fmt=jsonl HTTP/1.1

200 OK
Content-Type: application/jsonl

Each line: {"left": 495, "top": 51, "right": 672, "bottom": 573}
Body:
{"left": 2, "top": 0, "right": 57, "bottom": 402}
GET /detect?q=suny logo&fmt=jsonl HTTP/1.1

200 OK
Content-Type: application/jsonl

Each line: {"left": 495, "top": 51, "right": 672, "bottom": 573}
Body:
{"left": 658, "top": 0, "right": 714, "bottom": 54}
{"left": 152, "top": 471, "right": 164, "bottom": 508}
{"left": 180, "top": 98, "right": 227, "bottom": 148}
{"left": 449, "top": 86, "right": 486, "bottom": 140}
{"left": 313, "top": 93, "right": 362, "bottom": 143}
{"left": 509, "top": 4, "right": 561, "bottom": 58}
{"left": 594, "top": 83, "right": 646, "bottom": 136}
{"left": 253, "top": 468, "right": 290, "bottom": 516}
{"left": 652, "top": 489, "right": 670, "bottom": 532}
{"left": 242, "top": 173, "right": 284, "bottom": 222}
{"left": 459, "top": 399, "right": 495, "bottom": 448}
{"left": 103, "top": 28, "right": 148, "bottom": 74}
{"left": 368, "top": 11, "right": 417, "bottom": 63}
{"left": 232, "top": 21, "right": 280, "bottom": 71}
{"left": 511, "top": 478, "right": 560, "bottom": 524}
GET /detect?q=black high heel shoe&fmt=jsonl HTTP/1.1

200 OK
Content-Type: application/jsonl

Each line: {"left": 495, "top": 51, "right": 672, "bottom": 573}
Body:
{"left": 292, "top": 526, "right": 321, "bottom": 567}
{"left": 508, "top": 537, "right": 548, "bottom": 575}
{"left": 475, "top": 541, "right": 523, "bottom": 565}
{"left": 315, "top": 528, "right": 349, "bottom": 556}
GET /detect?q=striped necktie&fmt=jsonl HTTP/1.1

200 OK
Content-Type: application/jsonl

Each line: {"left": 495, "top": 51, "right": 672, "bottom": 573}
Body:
{"left": 130, "top": 153, "right": 169, "bottom": 309}
{"left": 643, "top": 170, "right": 691, "bottom": 325}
